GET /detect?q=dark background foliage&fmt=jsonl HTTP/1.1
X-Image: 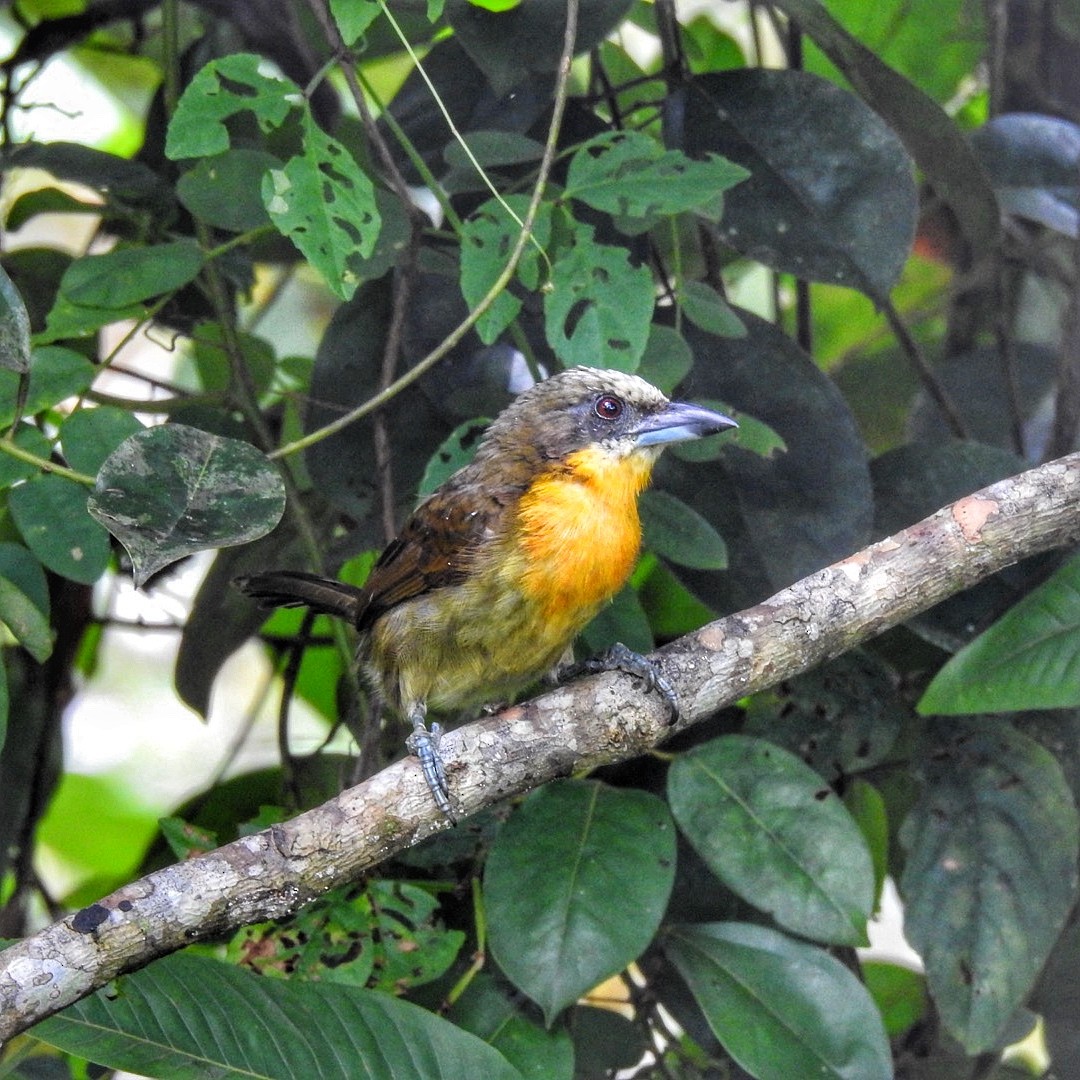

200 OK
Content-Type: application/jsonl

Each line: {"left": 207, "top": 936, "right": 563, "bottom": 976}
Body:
{"left": 1, "top": 0, "right": 1079, "bottom": 1076}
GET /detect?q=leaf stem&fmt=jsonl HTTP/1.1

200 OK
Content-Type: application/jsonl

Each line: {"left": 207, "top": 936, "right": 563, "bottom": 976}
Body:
{"left": 0, "top": 438, "right": 94, "bottom": 486}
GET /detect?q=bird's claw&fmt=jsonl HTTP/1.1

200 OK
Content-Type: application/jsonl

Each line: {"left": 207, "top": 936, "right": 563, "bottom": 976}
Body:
{"left": 406, "top": 720, "right": 457, "bottom": 822}
{"left": 570, "top": 642, "right": 679, "bottom": 723}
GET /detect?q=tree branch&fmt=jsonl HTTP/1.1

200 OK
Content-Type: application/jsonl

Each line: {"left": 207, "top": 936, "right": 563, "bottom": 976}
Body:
{"left": 3, "top": 451, "right": 1080, "bottom": 1042}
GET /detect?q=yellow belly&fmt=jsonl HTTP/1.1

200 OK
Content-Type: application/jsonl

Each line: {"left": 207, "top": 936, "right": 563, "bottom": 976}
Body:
{"left": 366, "top": 446, "right": 655, "bottom": 716}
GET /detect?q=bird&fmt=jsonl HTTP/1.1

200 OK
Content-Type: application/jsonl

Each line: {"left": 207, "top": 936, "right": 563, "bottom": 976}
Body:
{"left": 236, "top": 366, "right": 737, "bottom": 818}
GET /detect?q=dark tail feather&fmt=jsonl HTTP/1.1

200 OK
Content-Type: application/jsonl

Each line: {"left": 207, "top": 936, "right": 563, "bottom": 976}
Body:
{"left": 234, "top": 571, "right": 369, "bottom": 626}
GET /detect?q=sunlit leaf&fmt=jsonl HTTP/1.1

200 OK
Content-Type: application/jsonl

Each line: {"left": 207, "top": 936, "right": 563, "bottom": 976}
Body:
{"left": 165, "top": 53, "right": 298, "bottom": 160}
{"left": 263, "top": 111, "right": 382, "bottom": 301}
{"left": 544, "top": 220, "right": 653, "bottom": 371}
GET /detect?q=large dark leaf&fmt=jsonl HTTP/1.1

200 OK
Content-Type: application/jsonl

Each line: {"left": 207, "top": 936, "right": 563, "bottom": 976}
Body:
{"left": 769, "top": 0, "right": 1000, "bottom": 262}
{"left": 484, "top": 780, "right": 676, "bottom": 1024}
{"left": 658, "top": 311, "right": 872, "bottom": 612}
{"left": 900, "top": 718, "right": 1080, "bottom": 1053}
{"left": 33, "top": 952, "right": 524, "bottom": 1079}
{"left": 681, "top": 69, "right": 916, "bottom": 298}
{"left": 970, "top": 113, "right": 1080, "bottom": 238}
{"left": 744, "top": 650, "right": 906, "bottom": 780}
{"left": 0, "top": 263, "right": 31, "bottom": 373}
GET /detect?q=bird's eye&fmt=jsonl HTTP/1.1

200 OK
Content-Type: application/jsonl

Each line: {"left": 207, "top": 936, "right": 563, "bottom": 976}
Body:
{"left": 594, "top": 395, "right": 623, "bottom": 421}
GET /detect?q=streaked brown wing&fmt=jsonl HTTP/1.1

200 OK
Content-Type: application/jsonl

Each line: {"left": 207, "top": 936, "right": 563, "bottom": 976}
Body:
{"left": 356, "top": 485, "right": 505, "bottom": 631}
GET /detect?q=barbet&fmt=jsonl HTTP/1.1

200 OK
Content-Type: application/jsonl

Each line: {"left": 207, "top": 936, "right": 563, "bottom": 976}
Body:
{"left": 237, "top": 367, "right": 736, "bottom": 816}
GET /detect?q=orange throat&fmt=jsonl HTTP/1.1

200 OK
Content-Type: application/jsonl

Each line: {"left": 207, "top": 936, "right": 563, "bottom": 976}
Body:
{"left": 514, "top": 446, "right": 654, "bottom": 628}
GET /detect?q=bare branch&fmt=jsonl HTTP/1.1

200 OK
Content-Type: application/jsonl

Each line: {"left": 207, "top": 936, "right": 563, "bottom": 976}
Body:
{"left": 3, "top": 450, "right": 1080, "bottom": 1042}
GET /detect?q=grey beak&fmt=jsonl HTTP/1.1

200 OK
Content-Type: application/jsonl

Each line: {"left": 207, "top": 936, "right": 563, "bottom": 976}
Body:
{"left": 632, "top": 401, "right": 738, "bottom": 448}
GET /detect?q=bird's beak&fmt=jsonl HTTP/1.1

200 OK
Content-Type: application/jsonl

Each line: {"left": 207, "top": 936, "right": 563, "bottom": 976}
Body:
{"left": 632, "top": 401, "right": 738, "bottom": 447}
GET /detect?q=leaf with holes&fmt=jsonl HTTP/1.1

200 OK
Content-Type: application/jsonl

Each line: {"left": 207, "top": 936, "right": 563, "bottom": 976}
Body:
{"left": 460, "top": 195, "right": 552, "bottom": 344}
{"left": 668, "top": 735, "right": 874, "bottom": 945}
{"left": 263, "top": 111, "right": 381, "bottom": 301}
{"left": 544, "top": 221, "right": 653, "bottom": 371}
{"left": 165, "top": 53, "right": 298, "bottom": 160}
{"left": 564, "top": 129, "right": 747, "bottom": 228}
{"left": 88, "top": 425, "right": 286, "bottom": 587}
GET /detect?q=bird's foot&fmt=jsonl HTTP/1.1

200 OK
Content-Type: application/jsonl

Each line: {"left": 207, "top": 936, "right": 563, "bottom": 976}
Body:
{"left": 564, "top": 642, "right": 679, "bottom": 723}
{"left": 406, "top": 719, "right": 457, "bottom": 822}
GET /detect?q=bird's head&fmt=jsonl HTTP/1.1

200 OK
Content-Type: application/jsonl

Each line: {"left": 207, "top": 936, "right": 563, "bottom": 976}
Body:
{"left": 476, "top": 367, "right": 737, "bottom": 477}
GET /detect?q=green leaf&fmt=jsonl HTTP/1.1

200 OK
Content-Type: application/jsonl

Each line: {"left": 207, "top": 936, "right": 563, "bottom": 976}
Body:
{"left": 0, "top": 262, "right": 31, "bottom": 373}
{"left": 861, "top": 961, "right": 928, "bottom": 1039}
{"left": 165, "top": 53, "right": 298, "bottom": 160}
{"left": 0, "top": 346, "right": 95, "bottom": 427}
{"left": 231, "top": 881, "right": 465, "bottom": 992}
{"left": 330, "top": 0, "right": 382, "bottom": 45}
{"left": 684, "top": 69, "right": 917, "bottom": 298}
{"left": 443, "top": 130, "right": 545, "bottom": 172}
{"left": 60, "top": 407, "right": 144, "bottom": 476}
{"left": 33, "top": 952, "right": 524, "bottom": 1080}
{"left": 484, "top": 780, "right": 676, "bottom": 1024}
{"left": 460, "top": 195, "right": 552, "bottom": 344}
{"left": 418, "top": 418, "right": 491, "bottom": 497}
{"left": 0, "top": 423, "right": 54, "bottom": 488}
{"left": 9, "top": 474, "right": 111, "bottom": 585}
{"left": 544, "top": 221, "right": 653, "bottom": 371}
{"left": 580, "top": 583, "right": 653, "bottom": 655}
{"left": 844, "top": 779, "right": 889, "bottom": 907}
{"left": 451, "top": 974, "right": 575, "bottom": 1080}
{"left": 640, "top": 488, "right": 728, "bottom": 570}
{"left": 636, "top": 324, "right": 693, "bottom": 395}
{"left": 59, "top": 240, "right": 204, "bottom": 309}
{"left": 919, "top": 549, "right": 1080, "bottom": 713}
{"left": 87, "top": 425, "right": 286, "bottom": 587}
{"left": 665, "top": 922, "right": 892, "bottom": 1080}
{"left": 263, "top": 110, "right": 382, "bottom": 301}
{"left": 679, "top": 281, "right": 746, "bottom": 337}
{"left": 564, "top": 130, "right": 747, "bottom": 227}
{"left": 176, "top": 149, "right": 279, "bottom": 232}
{"left": 0, "top": 541, "right": 52, "bottom": 662}
{"left": 668, "top": 735, "right": 874, "bottom": 945}
{"left": 900, "top": 718, "right": 1080, "bottom": 1053}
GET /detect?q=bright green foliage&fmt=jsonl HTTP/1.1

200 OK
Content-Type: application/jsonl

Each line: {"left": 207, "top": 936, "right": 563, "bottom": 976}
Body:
{"left": 0, "top": 1, "right": 1077, "bottom": 1077}
{"left": 920, "top": 549, "right": 1080, "bottom": 713}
